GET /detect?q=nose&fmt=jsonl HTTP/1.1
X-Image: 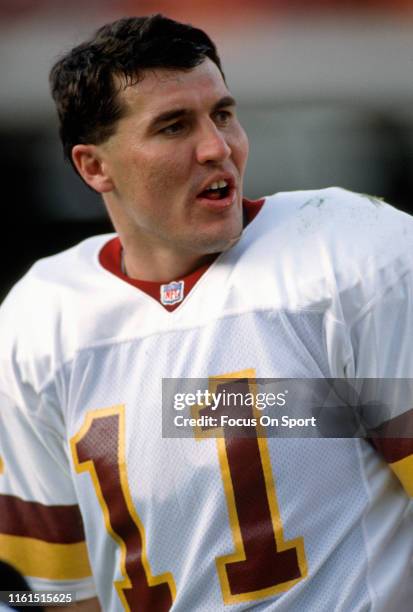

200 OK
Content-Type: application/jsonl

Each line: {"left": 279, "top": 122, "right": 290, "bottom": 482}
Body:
{"left": 196, "top": 121, "right": 231, "bottom": 165}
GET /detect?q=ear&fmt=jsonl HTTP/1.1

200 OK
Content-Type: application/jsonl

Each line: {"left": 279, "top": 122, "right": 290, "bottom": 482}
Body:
{"left": 71, "top": 144, "right": 114, "bottom": 193}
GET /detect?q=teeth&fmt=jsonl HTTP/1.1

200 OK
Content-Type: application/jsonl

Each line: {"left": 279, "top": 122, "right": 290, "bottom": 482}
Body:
{"left": 207, "top": 179, "right": 228, "bottom": 190}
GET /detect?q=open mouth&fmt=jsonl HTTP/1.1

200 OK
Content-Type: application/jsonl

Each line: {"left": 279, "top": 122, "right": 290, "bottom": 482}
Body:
{"left": 198, "top": 179, "right": 231, "bottom": 201}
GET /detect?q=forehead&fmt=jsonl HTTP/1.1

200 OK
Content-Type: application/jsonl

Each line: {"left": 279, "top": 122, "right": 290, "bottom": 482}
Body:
{"left": 118, "top": 59, "right": 230, "bottom": 119}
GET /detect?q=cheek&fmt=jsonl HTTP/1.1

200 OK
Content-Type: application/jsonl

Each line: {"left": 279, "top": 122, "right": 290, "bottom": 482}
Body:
{"left": 143, "top": 152, "right": 191, "bottom": 193}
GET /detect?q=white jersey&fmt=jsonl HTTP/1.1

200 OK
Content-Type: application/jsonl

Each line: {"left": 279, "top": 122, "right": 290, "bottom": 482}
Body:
{"left": 0, "top": 187, "right": 412, "bottom": 611}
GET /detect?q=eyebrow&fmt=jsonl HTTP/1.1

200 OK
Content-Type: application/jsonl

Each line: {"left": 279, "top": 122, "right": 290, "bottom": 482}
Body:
{"left": 149, "top": 95, "right": 237, "bottom": 130}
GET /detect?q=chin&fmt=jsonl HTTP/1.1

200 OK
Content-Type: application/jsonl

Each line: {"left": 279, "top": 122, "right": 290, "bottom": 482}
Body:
{"left": 218, "top": 233, "right": 242, "bottom": 252}
{"left": 193, "top": 230, "right": 243, "bottom": 256}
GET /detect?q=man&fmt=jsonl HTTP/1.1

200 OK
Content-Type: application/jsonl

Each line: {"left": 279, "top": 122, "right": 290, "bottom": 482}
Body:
{"left": 0, "top": 14, "right": 412, "bottom": 612}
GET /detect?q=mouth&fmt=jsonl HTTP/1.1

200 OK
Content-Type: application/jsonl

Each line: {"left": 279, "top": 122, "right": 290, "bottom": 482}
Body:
{"left": 196, "top": 177, "right": 236, "bottom": 210}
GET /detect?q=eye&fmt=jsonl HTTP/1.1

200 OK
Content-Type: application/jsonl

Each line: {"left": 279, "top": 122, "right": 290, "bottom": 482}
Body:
{"left": 214, "top": 109, "right": 233, "bottom": 125}
{"left": 160, "top": 122, "right": 184, "bottom": 136}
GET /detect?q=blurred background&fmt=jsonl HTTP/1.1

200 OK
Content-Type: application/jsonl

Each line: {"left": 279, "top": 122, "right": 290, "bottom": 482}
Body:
{"left": 1, "top": 0, "right": 413, "bottom": 299}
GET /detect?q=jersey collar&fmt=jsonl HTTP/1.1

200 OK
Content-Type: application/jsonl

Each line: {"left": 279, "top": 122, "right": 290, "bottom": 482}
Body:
{"left": 99, "top": 197, "right": 265, "bottom": 311}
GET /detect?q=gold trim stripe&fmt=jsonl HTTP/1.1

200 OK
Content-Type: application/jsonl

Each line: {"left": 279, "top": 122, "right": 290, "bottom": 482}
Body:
{"left": 0, "top": 534, "right": 92, "bottom": 580}
{"left": 390, "top": 454, "right": 413, "bottom": 497}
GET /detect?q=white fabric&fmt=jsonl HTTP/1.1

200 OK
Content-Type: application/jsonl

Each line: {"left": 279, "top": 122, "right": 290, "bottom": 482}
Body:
{"left": 0, "top": 187, "right": 412, "bottom": 610}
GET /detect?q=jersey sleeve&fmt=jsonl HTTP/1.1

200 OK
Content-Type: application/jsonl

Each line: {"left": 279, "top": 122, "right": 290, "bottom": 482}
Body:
{"left": 0, "top": 279, "right": 96, "bottom": 599}
{"left": 347, "top": 236, "right": 413, "bottom": 497}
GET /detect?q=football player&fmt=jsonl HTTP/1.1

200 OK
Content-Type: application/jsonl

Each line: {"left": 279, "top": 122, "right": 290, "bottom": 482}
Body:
{"left": 0, "top": 14, "right": 412, "bottom": 612}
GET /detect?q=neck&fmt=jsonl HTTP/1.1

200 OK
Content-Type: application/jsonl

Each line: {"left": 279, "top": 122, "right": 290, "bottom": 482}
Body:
{"left": 121, "top": 239, "right": 216, "bottom": 282}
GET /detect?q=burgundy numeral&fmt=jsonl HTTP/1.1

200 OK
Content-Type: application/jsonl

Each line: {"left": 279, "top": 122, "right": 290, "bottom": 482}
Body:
{"left": 198, "top": 372, "right": 307, "bottom": 604}
{"left": 71, "top": 406, "right": 175, "bottom": 611}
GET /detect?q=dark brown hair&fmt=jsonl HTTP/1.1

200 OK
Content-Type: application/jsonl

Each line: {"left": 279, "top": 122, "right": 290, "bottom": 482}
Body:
{"left": 49, "top": 14, "right": 224, "bottom": 166}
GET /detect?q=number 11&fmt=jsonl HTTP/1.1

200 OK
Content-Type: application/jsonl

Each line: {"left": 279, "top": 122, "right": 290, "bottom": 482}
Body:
{"left": 71, "top": 369, "right": 307, "bottom": 610}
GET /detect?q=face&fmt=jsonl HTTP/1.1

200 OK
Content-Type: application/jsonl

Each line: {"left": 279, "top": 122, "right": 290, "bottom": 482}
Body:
{"left": 97, "top": 58, "right": 249, "bottom": 261}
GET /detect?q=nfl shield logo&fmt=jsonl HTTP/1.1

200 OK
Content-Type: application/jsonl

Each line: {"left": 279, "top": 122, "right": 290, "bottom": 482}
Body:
{"left": 160, "top": 280, "right": 185, "bottom": 306}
